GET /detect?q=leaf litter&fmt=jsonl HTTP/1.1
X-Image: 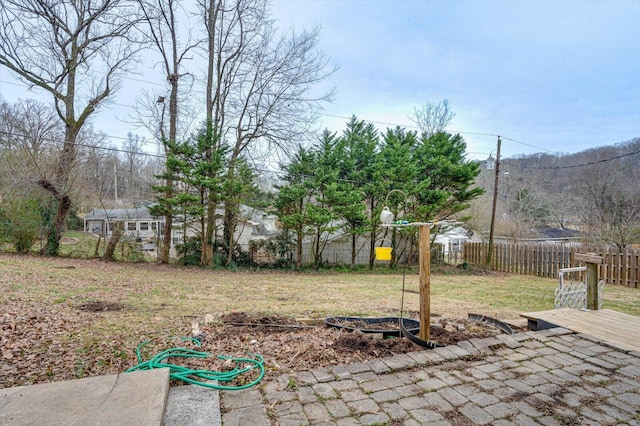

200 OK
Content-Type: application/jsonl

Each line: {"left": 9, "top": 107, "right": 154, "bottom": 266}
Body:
{"left": 1, "top": 303, "right": 506, "bottom": 389}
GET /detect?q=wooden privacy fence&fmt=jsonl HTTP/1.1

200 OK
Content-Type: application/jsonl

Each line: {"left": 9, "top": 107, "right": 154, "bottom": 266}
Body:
{"left": 464, "top": 242, "right": 640, "bottom": 289}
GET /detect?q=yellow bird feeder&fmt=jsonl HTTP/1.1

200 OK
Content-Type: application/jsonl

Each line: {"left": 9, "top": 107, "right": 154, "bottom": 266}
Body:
{"left": 375, "top": 246, "right": 392, "bottom": 261}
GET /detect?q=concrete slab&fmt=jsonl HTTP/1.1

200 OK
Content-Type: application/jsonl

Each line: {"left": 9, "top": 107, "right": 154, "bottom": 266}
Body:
{"left": 163, "top": 383, "right": 221, "bottom": 426}
{"left": 0, "top": 368, "right": 170, "bottom": 426}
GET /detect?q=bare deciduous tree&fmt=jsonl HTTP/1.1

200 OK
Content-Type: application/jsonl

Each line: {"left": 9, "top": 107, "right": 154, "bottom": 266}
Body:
{"left": 577, "top": 163, "right": 640, "bottom": 249}
{"left": 0, "top": 0, "right": 140, "bottom": 255}
{"left": 0, "top": 98, "right": 62, "bottom": 192}
{"left": 136, "top": 0, "right": 202, "bottom": 262}
{"left": 121, "top": 132, "right": 150, "bottom": 201}
{"left": 410, "top": 99, "right": 455, "bottom": 138}
{"left": 199, "top": 0, "right": 264, "bottom": 265}
{"left": 199, "top": 0, "right": 336, "bottom": 265}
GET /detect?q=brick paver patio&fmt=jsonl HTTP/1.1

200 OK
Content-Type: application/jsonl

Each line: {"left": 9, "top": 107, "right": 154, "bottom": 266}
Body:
{"left": 221, "top": 328, "right": 640, "bottom": 425}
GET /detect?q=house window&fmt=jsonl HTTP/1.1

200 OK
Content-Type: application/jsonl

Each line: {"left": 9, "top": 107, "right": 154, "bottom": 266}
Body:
{"left": 127, "top": 222, "right": 137, "bottom": 231}
{"left": 451, "top": 239, "right": 464, "bottom": 252}
{"left": 151, "top": 222, "right": 157, "bottom": 231}
{"left": 140, "top": 222, "right": 149, "bottom": 231}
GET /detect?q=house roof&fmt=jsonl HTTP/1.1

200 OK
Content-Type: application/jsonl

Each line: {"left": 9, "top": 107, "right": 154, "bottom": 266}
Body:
{"left": 84, "top": 205, "right": 277, "bottom": 229}
{"left": 535, "top": 227, "right": 581, "bottom": 239}
{"left": 84, "top": 208, "right": 157, "bottom": 221}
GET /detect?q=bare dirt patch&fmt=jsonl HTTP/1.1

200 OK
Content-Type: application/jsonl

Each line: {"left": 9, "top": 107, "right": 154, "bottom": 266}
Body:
{"left": 76, "top": 301, "right": 128, "bottom": 312}
{"left": 59, "top": 237, "right": 79, "bottom": 245}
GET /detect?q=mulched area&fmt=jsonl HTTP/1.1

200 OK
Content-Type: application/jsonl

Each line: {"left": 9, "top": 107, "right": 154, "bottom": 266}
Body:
{"left": 1, "top": 306, "right": 514, "bottom": 389}
{"left": 196, "top": 312, "right": 510, "bottom": 376}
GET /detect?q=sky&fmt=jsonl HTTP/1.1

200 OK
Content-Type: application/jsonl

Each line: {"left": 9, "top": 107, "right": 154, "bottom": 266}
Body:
{"left": 1, "top": 0, "right": 639, "bottom": 161}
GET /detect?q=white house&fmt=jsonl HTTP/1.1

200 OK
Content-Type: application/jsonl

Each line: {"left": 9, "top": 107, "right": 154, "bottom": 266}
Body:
{"left": 433, "top": 226, "right": 478, "bottom": 256}
{"left": 83, "top": 205, "right": 277, "bottom": 255}
{"left": 83, "top": 208, "right": 164, "bottom": 241}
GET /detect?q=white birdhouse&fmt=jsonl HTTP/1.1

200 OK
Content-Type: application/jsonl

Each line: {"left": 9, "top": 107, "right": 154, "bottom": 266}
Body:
{"left": 380, "top": 206, "right": 394, "bottom": 225}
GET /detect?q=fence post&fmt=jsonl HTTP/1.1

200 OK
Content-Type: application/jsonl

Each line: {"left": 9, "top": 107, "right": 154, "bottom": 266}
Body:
{"left": 419, "top": 225, "right": 431, "bottom": 341}
{"left": 574, "top": 253, "right": 604, "bottom": 310}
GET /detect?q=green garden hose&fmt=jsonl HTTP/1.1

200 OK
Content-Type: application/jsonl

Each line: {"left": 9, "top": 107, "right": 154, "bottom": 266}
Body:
{"left": 125, "top": 339, "right": 265, "bottom": 390}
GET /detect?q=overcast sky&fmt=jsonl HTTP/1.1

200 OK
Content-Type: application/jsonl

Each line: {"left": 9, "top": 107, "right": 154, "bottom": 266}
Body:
{"left": 1, "top": 0, "right": 638, "bottom": 161}
{"left": 271, "top": 0, "right": 640, "bottom": 160}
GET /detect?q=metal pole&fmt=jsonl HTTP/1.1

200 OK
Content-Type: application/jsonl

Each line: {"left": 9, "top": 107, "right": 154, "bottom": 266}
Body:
{"left": 486, "top": 136, "right": 501, "bottom": 268}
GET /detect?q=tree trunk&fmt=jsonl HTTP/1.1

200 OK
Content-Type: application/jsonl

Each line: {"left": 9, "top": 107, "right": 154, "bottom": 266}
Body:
{"left": 314, "top": 228, "right": 322, "bottom": 270}
{"left": 202, "top": 122, "right": 219, "bottom": 267}
{"left": 201, "top": 0, "right": 223, "bottom": 267}
{"left": 93, "top": 234, "right": 102, "bottom": 258}
{"left": 161, "top": 205, "right": 173, "bottom": 263}
{"left": 223, "top": 204, "right": 237, "bottom": 265}
{"left": 103, "top": 222, "right": 124, "bottom": 262}
{"left": 42, "top": 112, "right": 78, "bottom": 255}
{"left": 158, "top": 61, "right": 179, "bottom": 263}
{"left": 351, "top": 230, "right": 356, "bottom": 269}
{"left": 296, "top": 228, "right": 303, "bottom": 268}
{"left": 38, "top": 179, "right": 72, "bottom": 256}
{"left": 368, "top": 199, "right": 377, "bottom": 269}
{"left": 202, "top": 197, "right": 216, "bottom": 266}
{"left": 223, "top": 160, "right": 238, "bottom": 266}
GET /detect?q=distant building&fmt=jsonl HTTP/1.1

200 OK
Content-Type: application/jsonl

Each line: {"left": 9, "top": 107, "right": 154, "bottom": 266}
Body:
{"left": 83, "top": 208, "right": 164, "bottom": 241}
{"left": 83, "top": 205, "right": 277, "bottom": 256}
{"left": 433, "top": 226, "right": 480, "bottom": 255}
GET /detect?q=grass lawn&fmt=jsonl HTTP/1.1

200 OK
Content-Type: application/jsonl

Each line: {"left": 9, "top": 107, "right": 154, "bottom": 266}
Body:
{"left": 2, "top": 251, "right": 639, "bottom": 387}
{"left": 2, "top": 253, "right": 639, "bottom": 326}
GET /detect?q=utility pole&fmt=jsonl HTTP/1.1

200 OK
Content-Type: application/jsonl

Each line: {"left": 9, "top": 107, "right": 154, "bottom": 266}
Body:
{"left": 113, "top": 161, "right": 118, "bottom": 202}
{"left": 486, "top": 136, "right": 501, "bottom": 268}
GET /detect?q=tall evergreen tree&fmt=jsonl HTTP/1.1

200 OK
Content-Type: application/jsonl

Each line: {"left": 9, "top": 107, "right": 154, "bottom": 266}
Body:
{"left": 307, "top": 131, "right": 340, "bottom": 269}
{"left": 274, "top": 145, "right": 315, "bottom": 268}
{"left": 412, "top": 132, "right": 483, "bottom": 220}
{"left": 378, "top": 127, "right": 419, "bottom": 267}
{"left": 338, "top": 117, "right": 380, "bottom": 269}
{"left": 151, "top": 126, "right": 227, "bottom": 264}
{"left": 274, "top": 121, "right": 483, "bottom": 269}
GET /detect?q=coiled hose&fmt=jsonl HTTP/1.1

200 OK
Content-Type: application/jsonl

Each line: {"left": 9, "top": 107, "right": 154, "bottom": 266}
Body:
{"left": 125, "top": 338, "right": 265, "bottom": 390}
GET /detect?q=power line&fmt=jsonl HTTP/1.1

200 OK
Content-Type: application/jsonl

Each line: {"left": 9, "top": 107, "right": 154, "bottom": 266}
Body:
{"left": 322, "top": 113, "right": 554, "bottom": 153}
{"left": 0, "top": 130, "right": 164, "bottom": 158}
{"left": 0, "top": 78, "right": 630, "bottom": 157}
{"left": 500, "top": 136, "right": 553, "bottom": 153}
{"left": 0, "top": 130, "right": 290, "bottom": 179}
{"left": 0, "top": 79, "right": 24, "bottom": 87}
{"left": 319, "top": 112, "right": 501, "bottom": 138}
{"left": 508, "top": 149, "right": 640, "bottom": 170}
{"left": 0, "top": 130, "right": 365, "bottom": 183}
{"left": 4, "top": 128, "right": 638, "bottom": 180}
{"left": 0, "top": 72, "right": 166, "bottom": 88}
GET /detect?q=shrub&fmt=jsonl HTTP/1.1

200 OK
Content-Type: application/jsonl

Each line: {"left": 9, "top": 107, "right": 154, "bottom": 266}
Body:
{"left": 176, "top": 236, "right": 202, "bottom": 266}
{"left": 0, "top": 199, "right": 42, "bottom": 253}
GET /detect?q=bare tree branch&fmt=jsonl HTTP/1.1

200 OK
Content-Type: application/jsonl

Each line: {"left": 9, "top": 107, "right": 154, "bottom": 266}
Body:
{"left": 0, "top": 0, "right": 141, "bottom": 254}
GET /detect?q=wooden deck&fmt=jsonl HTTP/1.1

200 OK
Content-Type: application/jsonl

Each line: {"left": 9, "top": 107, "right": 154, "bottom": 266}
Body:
{"left": 521, "top": 308, "right": 640, "bottom": 352}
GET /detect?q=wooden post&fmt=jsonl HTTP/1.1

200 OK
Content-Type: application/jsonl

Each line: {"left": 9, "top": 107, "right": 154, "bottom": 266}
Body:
{"left": 574, "top": 253, "right": 603, "bottom": 310}
{"left": 419, "top": 225, "right": 431, "bottom": 340}
{"left": 486, "top": 136, "right": 501, "bottom": 269}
